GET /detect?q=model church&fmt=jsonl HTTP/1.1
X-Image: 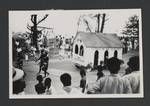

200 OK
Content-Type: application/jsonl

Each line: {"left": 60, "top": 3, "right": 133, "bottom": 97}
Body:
{"left": 73, "top": 31, "right": 123, "bottom": 67}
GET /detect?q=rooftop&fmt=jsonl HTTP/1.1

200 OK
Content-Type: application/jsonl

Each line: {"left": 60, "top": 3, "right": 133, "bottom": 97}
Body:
{"left": 75, "top": 32, "right": 123, "bottom": 48}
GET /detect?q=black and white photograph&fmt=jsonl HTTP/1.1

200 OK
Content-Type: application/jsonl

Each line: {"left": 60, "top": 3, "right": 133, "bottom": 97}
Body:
{"left": 9, "top": 9, "right": 143, "bottom": 98}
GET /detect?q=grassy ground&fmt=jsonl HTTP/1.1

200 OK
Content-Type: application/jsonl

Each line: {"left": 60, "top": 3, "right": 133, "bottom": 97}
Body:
{"left": 22, "top": 50, "right": 139, "bottom": 95}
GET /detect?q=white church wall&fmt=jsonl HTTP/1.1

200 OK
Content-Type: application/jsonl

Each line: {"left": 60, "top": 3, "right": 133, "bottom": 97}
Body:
{"left": 73, "top": 37, "right": 87, "bottom": 66}
{"left": 117, "top": 48, "right": 123, "bottom": 59}
{"left": 103, "top": 48, "right": 123, "bottom": 59}
{"left": 84, "top": 47, "right": 123, "bottom": 66}
{"left": 73, "top": 35, "right": 123, "bottom": 67}
{"left": 84, "top": 48, "right": 94, "bottom": 66}
{"left": 85, "top": 48, "right": 105, "bottom": 66}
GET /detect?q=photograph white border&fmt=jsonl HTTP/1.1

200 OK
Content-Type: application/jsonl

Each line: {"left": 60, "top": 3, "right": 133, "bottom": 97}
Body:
{"left": 9, "top": 9, "right": 144, "bottom": 99}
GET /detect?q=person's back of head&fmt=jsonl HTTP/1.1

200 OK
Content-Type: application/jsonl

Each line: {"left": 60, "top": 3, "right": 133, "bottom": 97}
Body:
{"left": 35, "top": 83, "right": 45, "bottom": 94}
{"left": 100, "top": 61, "right": 103, "bottom": 65}
{"left": 60, "top": 73, "right": 71, "bottom": 87}
{"left": 36, "top": 75, "right": 43, "bottom": 83}
{"left": 126, "top": 56, "right": 140, "bottom": 93}
{"left": 44, "top": 77, "right": 51, "bottom": 89}
{"left": 127, "top": 56, "right": 139, "bottom": 71}
{"left": 107, "top": 57, "right": 121, "bottom": 74}
{"left": 35, "top": 75, "right": 45, "bottom": 94}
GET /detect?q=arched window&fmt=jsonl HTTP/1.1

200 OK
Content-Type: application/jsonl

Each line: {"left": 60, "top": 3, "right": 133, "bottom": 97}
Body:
{"left": 75, "top": 44, "right": 78, "bottom": 54}
{"left": 104, "top": 50, "right": 109, "bottom": 58}
{"left": 80, "top": 45, "right": 84, "bottom": 56}
{"left": 94, "top": 50, "right": 99, "bottom": 67}
{"left": 114, "top": 50, "right": 118, "bottom": 58}
{"left": 104, "top": 50, "right": 109, "bottom": 66}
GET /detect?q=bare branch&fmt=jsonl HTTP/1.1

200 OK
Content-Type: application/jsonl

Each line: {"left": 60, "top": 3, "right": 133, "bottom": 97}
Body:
{"left": 39, "top": 28, "right": 45, "bottom": 32}
{"left": 83, "top": 19, "right": 92, "bottom": 32}
{"left": 26, "top": 31, "right": 31, "bottom": 34}
{"left": 37, "top": 26, "right": 53, "bottom": 29}
{"left": 27, "top": 23, "right": 31, "bottom": 27}
{"left": 77, "top": 15, "right": 82, "bottom": 26}
{"left": 27, "top": 24, "right": 31, "bottom": 31}
{"left": 46, "top": 31, "right": 49, "bottom": 36}
{"left": 105, "top": 18, "right": 109, "bottom": 22}
{"left": 31, "top": 15, "right": 35, "bottom": 24}
{"left": 37, "top": 14, "right": 49, "bottom": 25}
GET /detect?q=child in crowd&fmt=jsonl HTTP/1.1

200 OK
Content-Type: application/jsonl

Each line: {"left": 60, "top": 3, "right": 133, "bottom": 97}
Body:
{"left": 35, "top": 75, "right": 45, "bottom": 94}
{"left": 36, "top": 50, "right": 49, "bottom": 77}
{"left": 41, "top": 60, "right": 49, "bottom": 78}
{"left": 44, "top": 77, "right": 55, "bottom": 95}
{"left": 42, "top": 51, "right": 49, "bottom": 77}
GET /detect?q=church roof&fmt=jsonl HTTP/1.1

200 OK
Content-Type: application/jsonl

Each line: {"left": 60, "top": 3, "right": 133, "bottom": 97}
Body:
{"left": 75, "top": 32, "right": 123, "bottom": 48}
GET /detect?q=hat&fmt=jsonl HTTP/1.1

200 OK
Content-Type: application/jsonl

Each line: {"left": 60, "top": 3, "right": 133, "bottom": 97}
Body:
{"left": 13, "top": 68, "right": 24, "bottom": 82}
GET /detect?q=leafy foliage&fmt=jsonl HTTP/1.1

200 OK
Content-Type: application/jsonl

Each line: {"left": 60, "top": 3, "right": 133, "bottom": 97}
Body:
{"left": 122, "top": 15, "right": 139, "bottom": 37}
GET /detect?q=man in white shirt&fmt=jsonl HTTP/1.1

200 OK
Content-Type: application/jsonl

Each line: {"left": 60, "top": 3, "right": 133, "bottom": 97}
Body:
{"left": 123, "top": 56, "right": 140, "bottom": 93}
{"left": 87, "top": 57, "right": 132, "bottom": 94}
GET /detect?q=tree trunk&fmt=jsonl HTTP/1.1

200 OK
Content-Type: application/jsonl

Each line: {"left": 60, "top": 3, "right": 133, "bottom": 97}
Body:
{"left": 100, "top": 13, "right": 106, "bottom": 33}
{"left": 31, "top": 15, "right": 39, "bottom": 51}
{"left": 97, "top": 14, "right": 100, "bottom": 33}
{"left": 131, "top": 39, "right": 135, "bottom": 50}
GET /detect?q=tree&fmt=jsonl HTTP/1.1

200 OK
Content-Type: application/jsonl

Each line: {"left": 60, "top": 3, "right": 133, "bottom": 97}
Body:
{"left": 94, "top": 13, "right": 107, "bottom": 33}
{"left": 77, "top": 13, "right": 108, "bottom": 33}
{"left": 122, "top": 15, "right": 139, "bottom": 50}
{"left": 83, "top": 18, "right": 92, "bottom": 32}
{"left": 100, "top": 13, "right": 106, "bottom": 33}
{"left": 27, "top": 14, "right": 48, "bottom": 51}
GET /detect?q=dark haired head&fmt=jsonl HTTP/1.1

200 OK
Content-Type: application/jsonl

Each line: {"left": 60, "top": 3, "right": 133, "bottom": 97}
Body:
{"left": 44, "top": 77, "right": 51, "bottom": 89}
{"left": 44, "top": 51, "right": 48, "bottom": 56}
{"left": 127, "top": 56, "right": 139, "bottom": 71}
{"left": 107, "top": 57, "right": 121, "bottom": 74}
{"left": 60, "top": 73, "right": 71, "bottom": 87}
{"left": 100, "top": 61, "right": 103, "bottom": 65}
{"left": 41, "top": 49, "right": 44, "bottom": 54}
{"left": 36, "top": 75, "right": 43, "bottom": 82}
{"left": 43, "top": 45, "right": 46, "bottom": 48}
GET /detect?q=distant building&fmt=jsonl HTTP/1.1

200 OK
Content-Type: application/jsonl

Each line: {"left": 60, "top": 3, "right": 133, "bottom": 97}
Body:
{"left": 73, "top": 32, "right": 123, "bottom": 67}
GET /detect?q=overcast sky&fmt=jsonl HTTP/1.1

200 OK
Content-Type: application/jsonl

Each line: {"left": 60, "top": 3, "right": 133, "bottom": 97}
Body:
{"left": 9, "top": 9, "right": 141, "bottom": 37}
